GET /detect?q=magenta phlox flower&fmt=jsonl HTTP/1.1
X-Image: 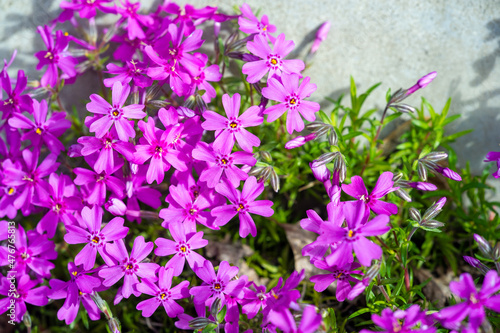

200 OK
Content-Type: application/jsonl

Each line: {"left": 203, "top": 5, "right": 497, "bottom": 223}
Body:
{"left": 202, "top": 93, "right": 262, "bottom": 153}
{"left": 162, "top": 3, "right": 217, "bottom": 36}
{"left": 342, "top": 171, "right": 399, "bottom": 215}
{"left": 155, "top": 221, "right": 208, "bottom": 276}
{"left": 98, "top": 236, "right": 159, "bottom": 298}
{"left": 133, "top": 117, "right": 189, "bottom": 184}
{"left": 274, "top": 305, "right": 322, "bottom": 333}
{"left": 262, "top": 270, "right": 304, "bottom": 328}
{"left": 111, "top": 32, "right": 143, "bottom": 62}
{"left": 318, "top": 201, "right": 390, "bottom": 267}
{"left": 243, "top": 34, "right": 304, "bottom": 83}
{"left": 192, "top": 141, "right": 256, "bottom": 188}
{"left": 34, "top": 173, "right": 82, "bottom": 238}
{"left": 186, "top": 53, "right": 222, "bottom": 103}
{"left": 238, "top": 3, "right": 276, "bottom": 41}
{"left": 87, "top": 81, "right": 146, "bottom": 141}
{"left": 0, "top": 273, "right": 49, "bottom": 322}
{"left": 190, "top": 260, "right": 245, "bottom": 308}
{"left": 60, "top": 0, "right": 116, "bottom": 19}
{"left": 64, "top": 206, "right": 128, "bottom": 270}
{"left": 0, "top": 225, "right": 56, "bottom": 278}
{"left": 361, "top": 305, "right": 436, "bottom": 333}
{"left": 171, "top": 171, "right": 226, "bottom": 208}
{"left": 434, "top": 270, "right": 500, "bottom": 331}
{"left": 159, "top": 183, "right": 217, "bottom": 232}
{"left": 310, "top": 22, "right": 331, "bottom": 55}
{"left": 78, "top": 129, "right": 135, "bottom": 174}
{"left": 49, "top": 262, "right": 102, "bottom": 324}
{"left": 104, "top": 60, "right": 153, "bottom": 88}
{"left": 153, "top": 23, "right": 205, "bottom": 75}
{"left": 144, "top": 45, "right": 192, "bottom": 96}
{"left": 262, "top": 74, "right": 320, "bottom": 134}
{"left": 241, "top": 283, "right": 269, "bottom": 319}
{"left": 0, "top": 69, "right": 33, "bottom": 119}
{"left": 136, "top": 266, "right": 190, "bottom": 318}
{"left": 485, "top": 151, "right": 500, "bottom": 178}
{"left": 310, "top": 260, "right": 362, "bottom": 301}
{"left": 120, "top": 164, "right": 162, "bottom": 223}
{"left": 212, "top": 176, "right": 274, "bottom": 238}
{"left": 301, "top": 202, "right": 344, "bottom": 263}
{"left": 0, "top": 124, "right": 22, "bottom": 162}
{"left": 73, "top": 156, "right": 125, "bottom": 206}
{"left": 2, "top": 149, "right": 58, "bottom": 215}
{"left": 9, "top": 99, "right": 70, "bottom": 154}
{"left": 116, "top": 0, "right": 154, "bottom": 40}
{"left": 35, "top": 25, "right": 78, "bottom": 87}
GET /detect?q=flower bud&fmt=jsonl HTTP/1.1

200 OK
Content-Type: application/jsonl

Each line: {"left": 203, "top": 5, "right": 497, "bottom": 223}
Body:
{"left": 270, "top": 167, "right": 280, "bottom": 192}
{"left": 394, "top": 188, "right": 412, "bottom": 202}
{"left": 248, "top": 166, "right": 265, "bottom": 177}
{"left": 423, "top": 151, "right": 448, "bottom": 162}
{"left": 409, "top": 207, "right": 421, "bottom": 222}
{"left": 310, "top": 162, "right": 331, "bottom": 183}
{"left": 211, "top": 298, "right": 222, "bottom": 319}
{"left": 417, "top": 161, "right": 427, "bottom": 181}
{"left": 328, "top": 129, "right": 338, "bottom": 146}
{"left": 305, "top": 121, "right": 328, "bottom": 131}
{"left": 260, "top": 151, "right": 273, "bottom": 162}
{"left": 474, "top": 234, "right": 493, "bottom": 259}
{"left": 333, "top": 154, "right": 346, "bottom": 183}
{"left": 310, "top": 21, "right": 330, "bottom": 54}
{"left": 105, "top": 198, "right": 127, "bottom": 216}
{"left": 422, "top": 197, "right": 446, "bottom": 221}
{"left": 392, "top": 104, "right": 416, "bottom": 113}
{"left": 463, "top": 256, "right": 491, "bottom": 275}
{"left": 420, "top": 220, "right": 445, "bottom": 229}
{"left": 406, "top": 72, "right": 437, "bottom": 95}
{"left": 493, "top": 243, "right": 500, "bottom": 261}
{"left": 108, "top": 317, "right": 121, "bottom": 333}
{"left": 312, "top": 152, "right": 338, "bottom": 168}
{"left": 285, "top": 134, "right": 315, "bottom": 149}
{"left": 23, "top": 311, "right": 31, "bottom": 328}
{"left": 189, "top": 317, "right": 213, "bottom": 330}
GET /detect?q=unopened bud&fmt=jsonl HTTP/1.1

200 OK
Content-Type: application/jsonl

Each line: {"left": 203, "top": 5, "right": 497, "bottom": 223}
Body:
{"left": 420, "top": 220, "right": 445, "bottom": 229}
{"left": 310, "top": 162, "right": 331, "bottom": 183}
{"left": 269, "top": 168, "right": 280, "bottom": 192}
{"left": 148, "top": 100, "right": 170, "bottom": 109}
{"left": 406, "top": 72, "right": 437, "bottom": 95}
{"left": 463, "top": 256, "right": 491, "bottom": 275}
{"left": 422, "top": 197, "right": 446, "bottom": 221}
{"left": 260, "top": 151, "right": 272, "bottom": 162}
{"left": 417, "top": 161, "right": 428, "bottom": 181}
{"left": 248, "top": 166, "right": 265, "bottom": 177}
{"left": 105, "top": 198, "right": 127, "bottom": 216}
{"left": 108, "top": 317, "right": 121, "bottom": 333}
{"left": 493, "top": 243, "right": 500, "bottom": 261}
{"left": 305, "top": 121, "right": 327, "bottom": 131}
{"left": 392, "top": 104, "right": 416, "bottom": 113}
{"left": 312, "top": 152, "right": 338, "bottom": 168}
{"left": 423, "top": 151, "right": 448, "bottom": 162}
{"left": 189, "top": 317, "right": 213, "bottom": 330}
{"left": 366, "top": 261, "right": 381, "bottom": 280}
{"left": 393, "top": 173, "right": 404, "bottom": 182}
{"left": 333, "top": 154, "right": 346, "bottom": 183}
{"left": 474, "top": 234, "right": 493, "bottom": 259}
{"left": 328, "top": 129, "right": 338, "bottom": 146}
{"left": 409, "top": 207, "right": 421, "bottom": 222}
{"left": 23, "top": 311, "right": 31, "bottom": 328}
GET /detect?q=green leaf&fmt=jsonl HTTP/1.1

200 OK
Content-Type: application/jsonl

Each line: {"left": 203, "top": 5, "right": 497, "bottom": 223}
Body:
{"left": 347, "top": 307, "right": 371, "bottom": 320}
{"left": 318, "top": 110, "right": 332, "bottom": 125}
{"left": 444, "top": 129, "right": 473, "bottom": 142}
{"left": 342, "top": 131, "right": 364, "bottom": 141}
{"left": 217, "top": 305, "right": 227, "bottom": 323}
{"left": 460, "top": 182, "right": 492, "bottom": 193}
{"left": 441, "top": 114, "right": 461, "bottom": 126}
{"left": 202, "top": 323, "right": 218, "bottom": 333}
{"left": 411, "top": 119, "right": 430, "bottom": 129}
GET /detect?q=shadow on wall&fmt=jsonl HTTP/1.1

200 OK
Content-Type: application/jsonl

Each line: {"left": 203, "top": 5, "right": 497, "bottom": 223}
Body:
{"left": 449, "top": 18, "right": 500, "bottom": 174}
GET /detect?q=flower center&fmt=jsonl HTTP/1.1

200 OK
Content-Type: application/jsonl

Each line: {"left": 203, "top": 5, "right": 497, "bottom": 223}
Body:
{"left": 214, "top": 283, "right": 221, "bottom": 290}
{"left": 470, "top": 293, "right": 478, "bottom": 304}
{"left": 112, "top": 110, "right": 120, "bottom": 117}
{"left": 92, "top": 236, "right": 100, "bottom": 243}
{"left": 160, "top": 292, "right": 167, "bottom": 299}
{"left": 347, "top": 230, "right": 355, "bottom": 238}
{"left": 270, "top": 58, "right": 277, "bottom": 65}
{"left": 236, "top": 203, "right": 245, "bottom": 212}
{"left": 229, "top": 121, "right": 238, "bottom": 129}
{"left": 104, "top": 138, "right": 113, "bottom": 148}
{"left": 35, "top": 127, "right": 43, "bottom": 135}
{"left": 45, "top": 51, "right": 54, "bottom": 60}
{"left": 7, "top": 187, "right": 15, "bottom": 195}
{"left": 21, "top": 252, "right": 29, "bottom": 260}
{"left": 189, "top": 208, "right": 196, "bottom": 215}
{"left": 155, "top": 146, "right": 163, "bottom": 153}
{"left": 220, "top": 158, "right": 228, "bottom": 165}
{"left": 4, "top": 98, "right": 13, "bottom": 105}
{"left": 72, "top": 271, "right": 78, "bottom": 277}
{"left": 126, "top": 263, "right": 134, "bottom": 270}
{"left": 53, "top": 203, "right": 62, "bottom": 213}
{"left": 289, "top": 98, "right": 296, "bottom": 105}
{"left": 180, "top": 245, "right": 187, "bottom": 253}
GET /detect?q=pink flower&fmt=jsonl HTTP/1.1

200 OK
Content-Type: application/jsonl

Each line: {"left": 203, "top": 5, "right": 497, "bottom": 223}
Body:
{"left": 202, "top": 93, "right": 262, "bottom": 153}
{"left": 311, "top": 22, "right": 331, "bottom": 54}
{"left": 136, "top": 267, "right": 190, "bottom": 318}
{"left": 242, "top": 33, "right": 304, "bottom": 83}
{"left": 262, "top": 74, "right": 320, "bottom": 134}
{"left": 212, "top": 176, "right": 274, "bottom": 238}
{"left": 86, "top": 81, "right": 146, "bottom": 141}
{"left": 238, "top": 3, "right": 276, "bottom": 41}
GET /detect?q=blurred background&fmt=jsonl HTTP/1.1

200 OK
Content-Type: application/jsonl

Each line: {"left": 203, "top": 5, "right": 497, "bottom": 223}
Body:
{"left": 1, "top": 0, "right": 499, "bottom": 186}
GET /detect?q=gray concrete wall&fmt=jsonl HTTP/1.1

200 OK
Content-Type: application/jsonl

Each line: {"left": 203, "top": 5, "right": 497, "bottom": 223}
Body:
{"left": 1, "top": 0, "right": 500, "bottom": 181}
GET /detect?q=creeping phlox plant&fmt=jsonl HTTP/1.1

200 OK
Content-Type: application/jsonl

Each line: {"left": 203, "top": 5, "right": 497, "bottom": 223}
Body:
{"left": 0, "top": 1, "right": 499, "bottom": 332}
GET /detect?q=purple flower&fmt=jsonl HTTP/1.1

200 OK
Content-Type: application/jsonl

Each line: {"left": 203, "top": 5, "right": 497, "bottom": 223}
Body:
{"left": 98, "top": 236, "right": 159, "bottom": 299}
{"left": 186, "top": 55, "right": 222, "bottom": 103}
{"left": 155, "top": 221, "right": 208, "bottom": 276}
{"left": 86, "top": 81, "right": 146, "bottom": 141}
{"left": 0, "top": 273, "right": 49, "bottom": 323}
{"left": 241, "top": 283, "right": 269, "bottom": 319}
{"left": 73, "top": 158, "right": 125, "bottom": 206}
{"left": 238, "top": 3, "right": 276, "bottom": 40}
{"left": 285, "top": 133, "right": 316, "bottom": 149}
{"left": 275, "top": 305, "right": 323, "bottom": 333}
{"left": 49, "top": 262, "right": 102, "bottom": 324}
{"left": 0, "top": 225, "right": 56, "bottom": 279}
{"left": 434, "top": 270, "right": 500, "bottom": 330}
{"left": 361, "top": 305, "right": 436, "bottom": 333}
{"left": 485, "top": 151, "right": 500, "bottom": 178}
{"left": 133, "top": 117, "right": 188, "bottom": 184}
{"left": 64, "top": 206, "right": 129, "bottom": 270}
{"left": 34, "top": 173, "right": 82, "bottom": 238}
{"left": 310, "top": 260, "right": 363, "bottom": 301}
{"left": 159, "top": 183, "right": 217, "bottom": 232}
{"left": 311, "top": 22, "right": 331, "bottom": 54}
{"left": 116, "top": 0, "right": 154, "bottom": 40}
{"left": 35, "top": 25, "right": 78, "bottom": 88}
{"left": 0, "top": 69, "right": 33, "bottom": 119}
{"left": 189, "top": 260, "right": 245, "bottom": 308}
{"left": 262, "top": 74, "right": 320, "bottom": 134}
{"left": 104, "top": 60, "right": 152, "bottom": 88}
{"left": 202, "top": 93, "right": 262, "bottom": 153}
{"left": 342, "top": 172, "right": 399, "bottom": 215}
{"left": 212, "top": 176, "right": 274, "bottom": 238}
{"left": 136, "top": 267, "right": 190, "bottom": 318}
{"left": 60, "top": 0, "right": 116, "bottom": 19}
{"left": 78, "top": 129, "right": 135, "bottom": 174}
{"left": 9, "top": 99, "right": 70, "bottom": 154}
{"left": 319, "top": 201, "right": 390, "bottom": 267}
{"left": 2, "top": 149, "right": 59, "bottom": 215}
{"left": 406, "top": 72, "right": 437, "bottom": 95}
{"left": 242, "top": 33, "right": 304, "bottom": 83}
{"left": 192, "top": 141, "right": 256, "bottom": 188}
